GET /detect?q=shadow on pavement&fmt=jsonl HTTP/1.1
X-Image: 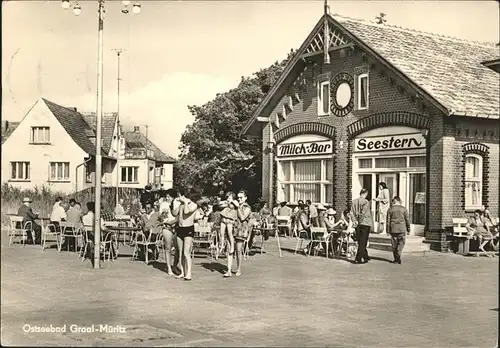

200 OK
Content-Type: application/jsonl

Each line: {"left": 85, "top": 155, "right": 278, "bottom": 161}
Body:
{"left": 199, "top": 262, "right": 227, "bottom": 274}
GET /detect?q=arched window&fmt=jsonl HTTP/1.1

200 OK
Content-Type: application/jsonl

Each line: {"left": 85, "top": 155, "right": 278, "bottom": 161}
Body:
{"left": 464, "top": 154, "right": 483, "bottom": 209}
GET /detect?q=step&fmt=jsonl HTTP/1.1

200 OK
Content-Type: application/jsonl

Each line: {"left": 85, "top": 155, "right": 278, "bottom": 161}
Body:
{"left": 367, "top": 235, "right": 430, "bottom": 253}
{"left": 369, "top": 234, "right": 425, "bottom": 244}
{"left": 368, "top": 241, "right": 430, "bottom": 253}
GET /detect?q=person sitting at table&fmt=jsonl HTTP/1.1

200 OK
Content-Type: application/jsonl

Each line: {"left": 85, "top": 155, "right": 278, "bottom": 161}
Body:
{"left": 66, "top": 201, "right": 82, "bottom": 226}
{"left": 17, "top": 197, "right": 42, "bottom": 244}
{"left": 114, "top": 198, "right": 126, "bottom": 217}
{"left": 316, "top": 204, "right": 327, "bottom": 228}
{"left": 50, "top": 197, "right": 67, "bottom": 232}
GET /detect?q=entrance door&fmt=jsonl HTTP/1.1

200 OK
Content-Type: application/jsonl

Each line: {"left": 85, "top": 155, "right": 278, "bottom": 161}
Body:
{"left": 373, "top": 173, "right": 397, "bottom": 231}
{"left": 379, "top": 173, "right": 397, "bottom": 199}
{"left": 409, "top": 173, "right": 426, "bottom": 236}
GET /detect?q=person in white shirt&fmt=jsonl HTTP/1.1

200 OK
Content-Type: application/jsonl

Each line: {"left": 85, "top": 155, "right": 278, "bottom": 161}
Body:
{"left": 50, "top": 196, "right": 67, "bottom": 231}
{"left": 114, "top": 198, "right": 126, "bottom": 217}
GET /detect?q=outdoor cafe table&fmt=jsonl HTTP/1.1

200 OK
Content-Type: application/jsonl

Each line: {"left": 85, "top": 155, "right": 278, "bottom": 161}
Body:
{"left": 106, "top": 225, "right": 142, "bottom": 246}
{"left": 252, "top": 225, "right": 282, "bottom": 258}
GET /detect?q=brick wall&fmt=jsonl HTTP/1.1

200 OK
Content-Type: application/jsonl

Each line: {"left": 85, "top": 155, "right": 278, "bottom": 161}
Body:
{"left": 257, "top": 46, "right": 499, "bottom": 251}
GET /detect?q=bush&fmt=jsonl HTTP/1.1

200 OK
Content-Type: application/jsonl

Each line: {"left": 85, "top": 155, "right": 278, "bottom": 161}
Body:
{"left": 1, "top": 184, "right": 140, "bottom": 226}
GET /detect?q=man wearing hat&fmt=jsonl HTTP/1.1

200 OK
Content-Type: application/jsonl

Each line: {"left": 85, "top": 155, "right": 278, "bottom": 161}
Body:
{"left": 17, "top": 197, "right": 42, "bottom": 244}
{"left": 316, "top": 204, "right": 327, "bottom": 228}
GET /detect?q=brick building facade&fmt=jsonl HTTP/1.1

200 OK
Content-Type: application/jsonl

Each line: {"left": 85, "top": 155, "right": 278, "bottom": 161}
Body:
{"left": 241, "top": 14, "right": 499, "bottom": 249}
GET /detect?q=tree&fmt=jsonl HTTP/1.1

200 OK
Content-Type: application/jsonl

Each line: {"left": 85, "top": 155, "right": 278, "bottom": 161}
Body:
{"left": 174, "top": 50, "right": 296, "bottom": 203}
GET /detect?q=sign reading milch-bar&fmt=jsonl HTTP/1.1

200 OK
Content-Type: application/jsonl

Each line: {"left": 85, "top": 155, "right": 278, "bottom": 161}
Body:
{"left": 277, "top": 140, "right": 333, "bottom": 157}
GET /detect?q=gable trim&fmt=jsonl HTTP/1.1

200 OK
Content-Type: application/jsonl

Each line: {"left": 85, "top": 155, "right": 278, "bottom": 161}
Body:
{"left": 240, "top": 15, "right": 328, "bottom": 136}
{"left": 274, "top": 122, "right": 336, "bottom": 144}
{"left": 241, "top": 15, "right": 451, "bottom": 137}
{"left": 347, "top": 111, "right": 430, "bottom": 138}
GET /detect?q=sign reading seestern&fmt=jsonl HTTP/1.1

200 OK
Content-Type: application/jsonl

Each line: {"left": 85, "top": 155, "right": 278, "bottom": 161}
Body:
{"left": 354, "top": 133, "right": 425, "bottom": 152}
{"left": 277, "top": 140, "right": 333, "bottom": 157}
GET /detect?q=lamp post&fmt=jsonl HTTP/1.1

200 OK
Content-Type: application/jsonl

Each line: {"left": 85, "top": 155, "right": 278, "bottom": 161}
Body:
{"left": 61, "top": 0, "right": 141, "bottom": 269}
{"left": 267, "top": 141, "right": 275, "bottom": 209}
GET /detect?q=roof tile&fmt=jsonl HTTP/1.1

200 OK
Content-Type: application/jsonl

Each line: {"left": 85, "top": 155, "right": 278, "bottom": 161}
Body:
{"left": 334, "top": 15, "right": 499, "bottom": 118}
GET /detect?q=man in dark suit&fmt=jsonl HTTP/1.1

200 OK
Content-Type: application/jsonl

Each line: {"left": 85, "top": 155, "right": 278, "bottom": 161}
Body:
{"left": 17, "top": 197, "right": 42, "bottom": 244}
{"left": 386, "top": 196, "right": 411, "bottom": 264}
{"left": 351, "top": 188, "right": 373, "bottom": 264}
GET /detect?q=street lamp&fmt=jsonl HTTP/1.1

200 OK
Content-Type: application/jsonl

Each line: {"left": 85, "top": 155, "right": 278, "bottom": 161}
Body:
{"left": 61, "top": 0, "right": 141, "bottom": 269}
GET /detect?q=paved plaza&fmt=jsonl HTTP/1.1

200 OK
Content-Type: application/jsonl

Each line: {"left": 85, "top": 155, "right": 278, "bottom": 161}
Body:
{"left": 1, "top": 234, "right": 498, "bottom": 347}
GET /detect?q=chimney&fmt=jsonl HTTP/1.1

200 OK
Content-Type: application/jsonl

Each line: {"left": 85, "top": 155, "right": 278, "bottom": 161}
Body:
{"left": 134, "top": 126, "right": 140, "bottom": 133}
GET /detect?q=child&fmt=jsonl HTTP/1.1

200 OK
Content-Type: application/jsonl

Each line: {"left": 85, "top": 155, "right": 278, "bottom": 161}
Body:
{"left": 219, "top": 192, "right": 238, "bottom": 255}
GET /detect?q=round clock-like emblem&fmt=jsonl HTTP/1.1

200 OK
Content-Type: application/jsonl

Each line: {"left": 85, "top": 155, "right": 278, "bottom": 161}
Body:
{"left": 330, "top": 72, "right": 354, "bottom": 117}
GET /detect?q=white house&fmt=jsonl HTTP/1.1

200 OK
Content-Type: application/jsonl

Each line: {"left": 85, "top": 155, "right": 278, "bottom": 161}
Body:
{"left": 1, "top": 98, "right": 176, "bottom": 194}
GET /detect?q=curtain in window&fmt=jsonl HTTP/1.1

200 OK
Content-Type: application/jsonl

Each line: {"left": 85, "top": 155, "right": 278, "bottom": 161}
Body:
{"left": 11, "top": 163, "right": 17, "bottom": 179}
{"left": 278, "top": 161, "right": 291, "bottom": 181}
{"left": 465, "top": 156, "right": 480, "bottom": 178}
{"left": 50, "top": 163, "right": 56, "bottom": 179}
{"left": 278, "top": 183, "right": 290, "bottom": 203}
{"left": 358, "top": 159, "right": 372, "bottom": 169}
{"left": 294, "top": 183, "right": 320, "bottom": 203}
{"left": 375, "top": 157, "right": 406, "bottom": 168}
{"left": 465, "top": 181, "right": 481, "bottom": 207}
{"left": 294, "top": 160, "right": 321, "bottom": 181}
{"left": 326, "top": 159, "right": 333, "bottom": 181}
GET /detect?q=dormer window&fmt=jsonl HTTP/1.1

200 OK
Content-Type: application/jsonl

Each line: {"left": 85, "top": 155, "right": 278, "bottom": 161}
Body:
{"left": 317, "top": 81, "right": 330, "bottom": 116}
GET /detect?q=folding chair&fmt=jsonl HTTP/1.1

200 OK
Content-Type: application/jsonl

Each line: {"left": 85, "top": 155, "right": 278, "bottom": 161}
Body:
{"left": 8, "top": 216, "right": 35, "bottom": 246}
{"left": 294, "top": 227, "right": 310, "bottom": 256}
{"left": 132, "top": 230, "right": 161, "bottom": 265}
{"left": 60, "top": 222, "right": 81, "bottom": 254}
{"left": 276, "top": 215, "right": 292, "bottom": 238}
{"left": 192, "top": 225, "right": 213, "bottom": 258}
{"left": 309, "top": 227, "right": 331, "bottom": 257}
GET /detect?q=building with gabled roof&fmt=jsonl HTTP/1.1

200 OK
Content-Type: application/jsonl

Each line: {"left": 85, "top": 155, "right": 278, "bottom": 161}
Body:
{"left": 1, "top": 98, "right": 175, "bottom": 193}
{"left": 241, "top": 13, "right": 499, "bottom": 250}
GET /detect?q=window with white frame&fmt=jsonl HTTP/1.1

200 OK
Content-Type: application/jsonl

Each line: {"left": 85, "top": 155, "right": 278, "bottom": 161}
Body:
{"left": 464, "top": 154, "right": 482, "bottom": 209}
{"left": 49, "top": 162, "right": 70, "bottom": 181}
{"left": 121, "top": 166, "right": 139, "bottom": 183}
{"left": 357, "top": 73, "right": 369, "bottom": 110}
{"left": 31, "top": 126, "right": 50, "bottom": 143}
{"left": 277, "top": 159, "right": 333, "bottom": 204}
{"left": 10, "top": 162, "right": 30, "bottom": 180}
{"left": 317, "top": 81, "right": 330, "bottom": 116}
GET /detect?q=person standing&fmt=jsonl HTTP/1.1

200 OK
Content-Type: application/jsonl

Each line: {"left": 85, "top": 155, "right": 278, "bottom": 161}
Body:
{"left": 230, "top": 190, "right": 252, "bottom": 277}
{"left": 374, "top": 182, "right": 391, "bottom": 234}
{"left": 175, "top": 189, "right": 199, "bottom": 281}
{"left": 158, "top": 189, "right": 178, "bottom": 276}
{"left": 386, "top": 196, "right": 411, "bottom": 264}
{"left": 351, "top": 188, "right": 373, "bottom": 264}
{"left": 307, "top": 200, "right": 319, "bottom": 227}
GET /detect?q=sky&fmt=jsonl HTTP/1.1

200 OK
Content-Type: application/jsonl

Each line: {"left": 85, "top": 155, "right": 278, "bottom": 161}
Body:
{"left": 2, "top": 0, "right": 499, "bottom": 158}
